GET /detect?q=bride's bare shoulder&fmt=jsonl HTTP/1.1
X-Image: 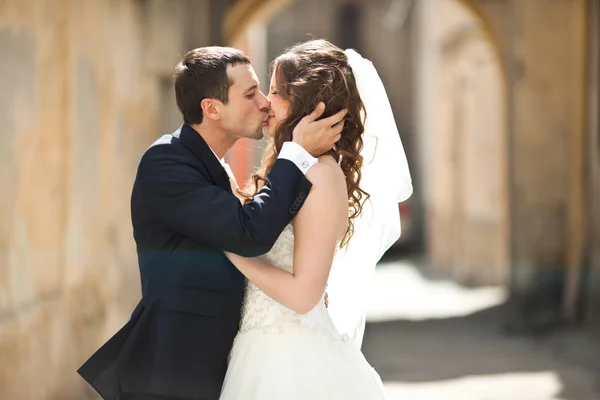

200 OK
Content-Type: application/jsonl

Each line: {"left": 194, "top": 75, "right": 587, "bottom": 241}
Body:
{"left": 317, "top": 154, "right": 339, "bottom": 166}
{"left": 305, "top": 157, "right": 346, "bottom": 210}
{"left": 309, "top": 155, "right": 345, "bottom": 183}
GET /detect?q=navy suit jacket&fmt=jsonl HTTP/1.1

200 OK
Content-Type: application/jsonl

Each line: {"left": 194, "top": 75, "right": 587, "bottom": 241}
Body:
{"left": 78, "top": 124, "right": 312, "bottom": 399}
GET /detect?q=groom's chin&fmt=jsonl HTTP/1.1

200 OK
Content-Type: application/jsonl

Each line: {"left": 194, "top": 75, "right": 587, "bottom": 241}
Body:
{"left": 241, "top": 129, "right": 264, "bottom": 141}
{"left": 263, "top": 126, "right": 275, "bottom": 138}
{"left": 254, "top": 127, "right": 266, "bottom": 139}
{"left": 248, "top": 130, "right": 264, "bottom": 141}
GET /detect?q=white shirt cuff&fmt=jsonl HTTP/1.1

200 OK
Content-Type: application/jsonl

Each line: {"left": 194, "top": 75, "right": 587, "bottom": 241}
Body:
{"left": 278, "top": 142, "right": 318, "bottom": 175}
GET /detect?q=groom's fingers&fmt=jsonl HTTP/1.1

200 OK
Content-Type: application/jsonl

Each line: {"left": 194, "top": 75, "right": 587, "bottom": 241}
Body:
{"left": 330, "top": 118, "right": 345, "bottom": 144}
{"left": 306, "top": 102, "right": 326, "bottom": 122}
{"left": 332, "top": 118, "right": 345, "bottom": 132}
{"left": 322, "top": 108, "right": 348, "bottom": 127}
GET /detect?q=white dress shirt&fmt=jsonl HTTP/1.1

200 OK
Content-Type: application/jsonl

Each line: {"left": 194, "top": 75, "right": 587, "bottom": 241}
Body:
{"left": 276, "top": 142, "right": 319, "bottom": 175}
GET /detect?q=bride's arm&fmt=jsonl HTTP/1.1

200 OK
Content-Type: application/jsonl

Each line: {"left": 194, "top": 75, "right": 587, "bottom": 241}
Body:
{"left": 225, "top": 162, "right": 347, "bottom": 314}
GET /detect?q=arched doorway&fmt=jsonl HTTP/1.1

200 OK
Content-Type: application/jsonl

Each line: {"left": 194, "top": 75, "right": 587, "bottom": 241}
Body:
{"left": 427, "top": 0, "right": 509, "bottom": 286}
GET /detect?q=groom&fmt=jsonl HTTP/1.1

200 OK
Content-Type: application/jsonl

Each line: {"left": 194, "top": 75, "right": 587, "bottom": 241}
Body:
{"left": 78, "top": 47, "right": 346, "bottom": 400}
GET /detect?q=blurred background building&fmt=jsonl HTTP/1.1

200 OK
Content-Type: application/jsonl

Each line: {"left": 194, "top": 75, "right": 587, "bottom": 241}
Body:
{"left": 0, "top": 0, "right": 599, "bottom": 398}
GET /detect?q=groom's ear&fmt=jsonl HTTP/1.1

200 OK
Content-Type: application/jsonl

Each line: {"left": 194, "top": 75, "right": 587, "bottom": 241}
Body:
{"left": 200, "top": 98, "right": 221, "bottom": 121}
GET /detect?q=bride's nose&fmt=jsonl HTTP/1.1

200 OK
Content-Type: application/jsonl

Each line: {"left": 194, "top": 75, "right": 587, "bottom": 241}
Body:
{"left": 258, "top": 91, "right": 270, "bottom": 112}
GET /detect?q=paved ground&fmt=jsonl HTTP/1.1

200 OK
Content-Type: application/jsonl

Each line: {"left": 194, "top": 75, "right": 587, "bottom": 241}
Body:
{"left": 362, "top": 258, "right": 600, "bottom": 400}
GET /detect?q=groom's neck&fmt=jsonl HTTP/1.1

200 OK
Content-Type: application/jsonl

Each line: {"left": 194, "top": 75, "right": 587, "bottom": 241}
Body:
{"left": 189, "top": 123, "right": 236, "bottom": 159}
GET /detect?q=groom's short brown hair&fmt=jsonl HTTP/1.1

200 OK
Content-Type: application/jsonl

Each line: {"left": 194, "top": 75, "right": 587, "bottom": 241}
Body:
{"left": 173, "top": 46, "right": 250, "bottom": 124}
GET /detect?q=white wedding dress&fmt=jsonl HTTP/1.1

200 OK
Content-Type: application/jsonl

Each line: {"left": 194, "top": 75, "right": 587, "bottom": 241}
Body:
{"left": 219, "top": 224, "right": 387, "bottom": 399}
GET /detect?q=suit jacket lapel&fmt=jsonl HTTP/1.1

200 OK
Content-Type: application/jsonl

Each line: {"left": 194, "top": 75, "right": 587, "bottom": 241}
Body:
{"left": 174, "top": 124, "right": 232, "bottom": 193}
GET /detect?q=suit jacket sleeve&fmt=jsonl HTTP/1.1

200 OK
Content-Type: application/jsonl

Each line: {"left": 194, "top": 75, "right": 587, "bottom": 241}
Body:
{"left": 136, "top": 145, "right": 312, "bottom": 257}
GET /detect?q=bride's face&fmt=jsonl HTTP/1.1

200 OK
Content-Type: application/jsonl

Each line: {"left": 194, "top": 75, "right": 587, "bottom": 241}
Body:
{"left": 265, "top": 69, "right": 290, "bottom": 138}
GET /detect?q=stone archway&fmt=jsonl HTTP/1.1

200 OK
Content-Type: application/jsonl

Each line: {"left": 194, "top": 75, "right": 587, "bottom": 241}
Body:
{"left": 224, "top": 0, "right": 292, "bottom": 48}
{"left": 427, "top": 0, "right": 509, "bottom": 286}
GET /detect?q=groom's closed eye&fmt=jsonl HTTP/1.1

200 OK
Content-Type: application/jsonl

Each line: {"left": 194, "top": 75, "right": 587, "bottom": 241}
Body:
{"left": 244, "top": 84, "right": 258, "bottom": 99}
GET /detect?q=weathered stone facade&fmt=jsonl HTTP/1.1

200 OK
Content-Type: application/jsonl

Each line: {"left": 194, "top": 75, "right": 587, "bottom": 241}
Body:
{"left": 0, "top": 0, "right": 211, "bottom": 398}
{"left": 415, "top": 0, "right": 509, "bottom": 287}
{"left": 586, "top": 0, "right": 600, "bottom": 333}
{"left": 416, "top": 0, "right": 595, "bottom": 330}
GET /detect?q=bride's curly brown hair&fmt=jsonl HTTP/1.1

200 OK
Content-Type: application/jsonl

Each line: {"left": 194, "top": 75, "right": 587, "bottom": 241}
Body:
{"left": 240, "top": 39, "right": 369, "bottom": 248}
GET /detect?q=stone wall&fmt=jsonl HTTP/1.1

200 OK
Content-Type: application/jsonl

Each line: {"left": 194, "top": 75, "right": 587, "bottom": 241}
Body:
{"left": 415, "top": 0, "right": 509, "bottom": 286}
{"left": 503, "top": 0, "right": 587, "bottom": 322}
{"left": 0, "top": 0, "right": 210, "bottom": 398}
{"left": 586, "top": 0, "right": 600, "bottom": 332}
{"left": 416, "top": 0, "right": 590, "bottom": 324}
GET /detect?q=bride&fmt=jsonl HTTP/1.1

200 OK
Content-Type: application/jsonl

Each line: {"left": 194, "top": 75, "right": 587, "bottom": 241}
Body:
{"left": 220, "top": 39, "right": 412, "bottom": 399}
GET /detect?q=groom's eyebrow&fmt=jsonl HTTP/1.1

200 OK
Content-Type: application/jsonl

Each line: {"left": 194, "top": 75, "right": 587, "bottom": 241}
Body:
{"left": 243, "top": 84, "right": 258, "bottom": 94}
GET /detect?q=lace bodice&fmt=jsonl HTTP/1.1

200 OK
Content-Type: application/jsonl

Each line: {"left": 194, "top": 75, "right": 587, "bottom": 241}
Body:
{"left": 237, "top": 224, "right": 346, "bottom": 341}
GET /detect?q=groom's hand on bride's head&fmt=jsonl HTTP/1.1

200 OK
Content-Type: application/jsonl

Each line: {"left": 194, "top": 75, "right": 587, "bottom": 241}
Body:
{"left": 292, "top": 102, "right": 347, "bottom": 157}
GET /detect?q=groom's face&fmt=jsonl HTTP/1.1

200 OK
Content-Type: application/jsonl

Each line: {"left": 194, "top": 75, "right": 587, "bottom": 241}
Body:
{"left": 219, "top": 64, "right": 270, "bottom": 141}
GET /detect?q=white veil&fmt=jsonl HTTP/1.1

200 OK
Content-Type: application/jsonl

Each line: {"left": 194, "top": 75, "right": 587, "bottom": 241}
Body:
{"left": 327, "top": 49, "right": 413, "bottom": 349}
